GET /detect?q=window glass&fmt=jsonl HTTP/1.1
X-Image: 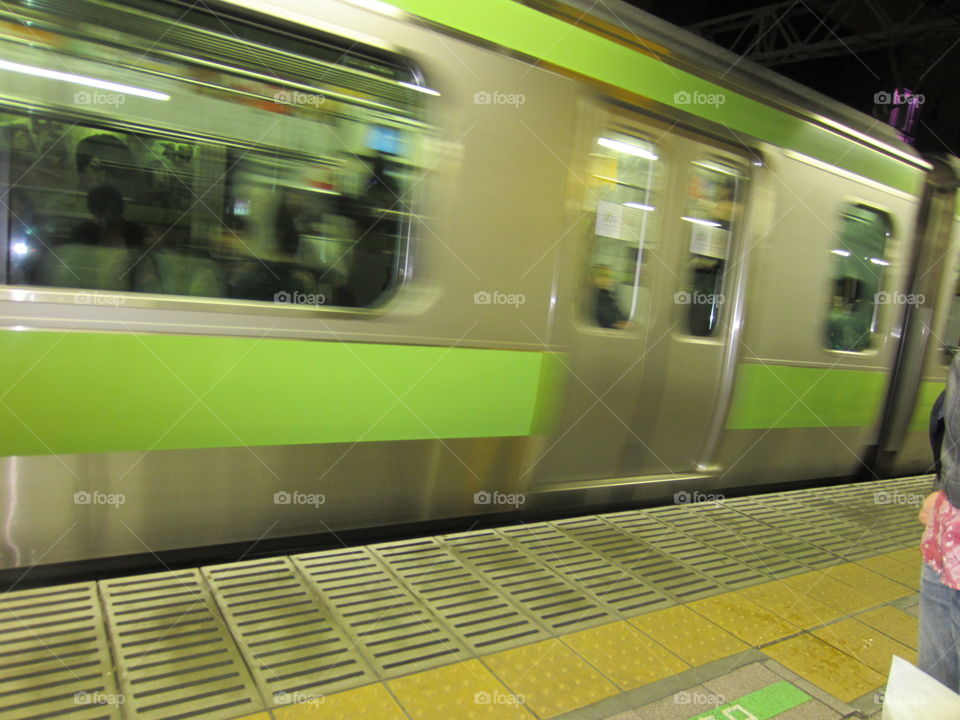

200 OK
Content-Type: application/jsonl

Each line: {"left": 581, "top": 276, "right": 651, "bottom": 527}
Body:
{"left": 0, "top": 4, "right": 423, "bottom": 309}
{"left": 586, "top": 132, "right": 662, "bottom": 329}
{"left": 824, "top": 204, "right": 891, "bottom": 351}
{"left": 678, "top": 160, "right": 742, "bottom": 337}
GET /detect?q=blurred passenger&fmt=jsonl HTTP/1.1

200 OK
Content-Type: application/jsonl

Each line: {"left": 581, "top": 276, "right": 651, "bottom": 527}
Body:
{"left": 336, "top": 153, "right": 401, "bottom": 306}
{"left": 75, "top": 134, "right": 134, "bottom": 191}
{"left": 70, "top": 185, "right": 146, "bottom": 249}
{"left": 593, "top": 264, "right": 628, "bottom": 329}
{"left": 920, "top": 351, "right": 960, "bottom": 691}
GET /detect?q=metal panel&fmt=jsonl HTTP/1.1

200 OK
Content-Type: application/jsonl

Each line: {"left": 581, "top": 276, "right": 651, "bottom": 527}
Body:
{"left": 201, "top": 557, "right": 375, "bottom": 705}
{"left": 0, "top": 582, "right": 120, "bottom": 720}
{"left": 369, "top": 537, "right": 551, "bottom": 653}
{"left": 99, "top": 570, "right": 263, "bottom": 720}
{"left": 291, "top": 547, "right": 470, "bottom": 678}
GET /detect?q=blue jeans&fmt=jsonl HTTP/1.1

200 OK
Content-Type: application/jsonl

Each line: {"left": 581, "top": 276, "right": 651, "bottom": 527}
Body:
{"left": 920, "top": 562, "right": 960, "bottom": 691}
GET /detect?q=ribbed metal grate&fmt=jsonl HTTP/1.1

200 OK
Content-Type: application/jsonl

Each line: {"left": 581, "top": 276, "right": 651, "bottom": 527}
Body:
{"left": 0, "top": 582, "right": 121, "bottom": 720}
{"left": 370, "top": 537, "right": 550, "bottom": 653}
{"left": 202, "top": 557, "right": 374, "bottom": 705}
{"left": 99, "top": 570, "right": 262, "bottom": 720}
{"left": 441, "top": 528, "right": 615, "bottom": 632}
{"left": 291, "top": 547, "right": 469, "bottom": 678}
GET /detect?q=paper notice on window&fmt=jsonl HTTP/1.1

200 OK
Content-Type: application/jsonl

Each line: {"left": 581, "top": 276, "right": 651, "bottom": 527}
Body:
{"left": 689, "top": 224, "right": 728, "bottom": 259}
{"left": 596, "top": 200, "right": 623, "bottom": 239}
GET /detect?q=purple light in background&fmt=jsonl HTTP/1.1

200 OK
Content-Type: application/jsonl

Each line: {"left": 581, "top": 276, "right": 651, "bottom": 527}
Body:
{"left": 887, "top": 88, "right": 924, "bottom": 145}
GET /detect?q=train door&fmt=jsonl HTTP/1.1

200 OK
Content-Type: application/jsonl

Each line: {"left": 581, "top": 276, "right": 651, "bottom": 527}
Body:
{"left": 530, "top": 105, "right": 751, "bottom": 495}
{"left": 626, "top": 138, "right": 751, "bottom": 477}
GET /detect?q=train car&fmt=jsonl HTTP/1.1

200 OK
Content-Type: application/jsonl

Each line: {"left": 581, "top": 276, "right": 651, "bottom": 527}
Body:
{"left": 0, "top": 0, "right": 954, "bottom": 575}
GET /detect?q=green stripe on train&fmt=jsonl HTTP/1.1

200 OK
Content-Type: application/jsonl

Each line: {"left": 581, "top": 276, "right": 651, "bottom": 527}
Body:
{"left": 726, "top": 363, "right": 887, "bottom": 429}
{"left": 909, "top": 379, "right": 946, "bottom": 432}
{"left": 389, "top": 0, "right": 922, "bottom": 194}
{"left": 0, "top": 330, "right": 564, "bottom": 457}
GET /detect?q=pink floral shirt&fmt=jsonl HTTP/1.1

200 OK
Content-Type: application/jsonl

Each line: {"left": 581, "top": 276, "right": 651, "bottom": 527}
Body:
{"left": 922, "top": 491, "right": 960, "bottom": 590}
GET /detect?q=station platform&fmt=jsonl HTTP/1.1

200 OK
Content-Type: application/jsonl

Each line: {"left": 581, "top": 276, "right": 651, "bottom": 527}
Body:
{"left": 0, "top": 475, "right": 931, "bottom": 720}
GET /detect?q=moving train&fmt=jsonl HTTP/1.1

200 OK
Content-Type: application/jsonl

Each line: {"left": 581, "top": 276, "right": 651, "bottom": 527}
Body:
{"left": 0, "top": 0, "right": 956, "bottom": 575}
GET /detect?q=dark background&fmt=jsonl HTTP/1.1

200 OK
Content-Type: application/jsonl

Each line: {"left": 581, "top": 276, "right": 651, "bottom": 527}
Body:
{"left": 628, "top": 0, "right": 960, "bottom": 155}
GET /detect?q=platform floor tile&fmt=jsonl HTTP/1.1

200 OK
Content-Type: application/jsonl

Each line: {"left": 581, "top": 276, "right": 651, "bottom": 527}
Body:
{"left": 854, "top": 605, "right": 919, "bottom": 649}
{"left": 561, "top": 620, "right": 689, "bottom": 690}
{"left": 482, "top": 638, "right": 619, "bottom": 718}
{"left": 388, "top": 658, "right": 534, "bottom": 719}
{"left": 811, "top": 618, "right": 916, "bottom": 674}
{"left": 778, "top": 572, "right": 880, "bottom": 616}
{"left": 763, "top": 634, "right": 886, "bottom": 703}
{"left": 688, "top": 591, "right": 800, "bottom": 647}
{"left": 630, "top": 605, "right": 750, "bottom": 667}
{"left": 818, "top": 562, "right": 914, "bottom": 602}
{"left": 856, "top": 554, "right": 920, "bottom": 590}
{"left": 740, "top": 580, "right": 842, "bottom": 629}
{"left": 272, "top": 683, "right": 406, "bottom": 720}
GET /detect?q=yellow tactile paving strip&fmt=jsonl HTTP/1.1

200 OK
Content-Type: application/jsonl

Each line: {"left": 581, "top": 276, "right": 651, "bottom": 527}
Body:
{"left": 764, "top": 634, "right": 888, "bottom": 702}
{"left": 855, "top": 605, "right": 919, "bottom": 649}
{"left": 630, "top": 605, "right": 751, "bottom": 666}
{"left": 688, "top": 591, "right": 800, "bottom": 646}
{"left": 811, "top": 618, "right": 917, "bottom": 673}
{"left": 482, "top": 639, "right": 619, "bottom": 718}
{"left": 273, "top": 684, "right": 406, "bottom": 720}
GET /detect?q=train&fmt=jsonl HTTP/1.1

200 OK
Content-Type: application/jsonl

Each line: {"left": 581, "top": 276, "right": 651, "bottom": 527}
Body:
{"left": 0, "top": 0, "right": 956, "bottom": 576}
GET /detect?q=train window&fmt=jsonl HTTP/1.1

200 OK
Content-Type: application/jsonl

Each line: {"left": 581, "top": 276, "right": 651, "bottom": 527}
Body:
{"left": 677, "top": 160, "right": 743, "bottom": 337}
{"left": 586, "top": 132, "right": 663, "bottom": 329}
{"left": 0, "top": 0, "right": 426, "bottom": 309}
{"left": 824, "top": 204, "right": 892, "bottom": 352}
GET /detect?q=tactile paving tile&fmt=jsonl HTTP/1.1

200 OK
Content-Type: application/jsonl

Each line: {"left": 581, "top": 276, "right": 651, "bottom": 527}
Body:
{"left": 688, "top": 591, "right": 800, "bottom": 647}
{"left": 481, "top": 638, "right": 618, "bottom": 718}
{"left": 202, "top": 557, "right": 375, "bottom": 705}
{"left": 561, "top": 620, "right": 689, "bottom": 690}
{"left": 854, "top": 606, "right": 919, "bottom": 649}
{"left": 99, "top": 569, "right": 263, "bottom": 720}
{"left": 369, "top": 537, "right": 550, "bottom": 653}
{"left": 819, "top": 562, "right": 913, "bottom": 602}
{"left": 763, "top": 633, "right": 886, "bottom": 703}
{"left": 271, "top": 682, "right": 407, "bottom": 720}
{"left": 630, "top": 605, "right": 750, "bottom": 667}
{"left": 857, "top": 554, "right": 919, "bottom": 590}
{"left": 439, "top": 529, "right": 614, "bottom": 633}
{"left": 592, "top": 513, "right": 726, "bottom": 601}
{"left": 811, "top": 618, "right": 916, "bottom": 673}
{"left": 291, "top": 547, "right": 469, "bottom": 678}
{"left": 510, "top": 519, "right": 673, "bottom": 615}
{"left": 388, "top": 658, "right": 534, "bottom": 719}
{"left": 739, "top": 580, "right": 842, "bottom": 629}
{"left": 0, "top": 582, "right": 122, "bottom": 720}
{"left": 779, "top": 571, "right": 880, "bottom": 616}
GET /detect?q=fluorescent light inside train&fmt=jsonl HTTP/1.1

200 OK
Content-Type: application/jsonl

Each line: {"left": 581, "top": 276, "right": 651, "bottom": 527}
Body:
{"left": 344, "top": 0, "right": 404, "bottom": 17}
{"left": 399, "top": 81, "right": 440, "bottom": 96}
{"left": 597, "top": 137, "right": 658, "bottom": 160}
{"left": 624, "top": 202, "right": 655, "bottom": 211}
{"left": 831, "top": 249, "right": 851, "bottom": 257}
{"left": 870, "top": 257, "right": 890, "bottom": 266}
{"left": 0, "top": 59, "right": 170, "bottom": 101}
{"left": 681, "top": 216, "right": 722, "bottom": 228}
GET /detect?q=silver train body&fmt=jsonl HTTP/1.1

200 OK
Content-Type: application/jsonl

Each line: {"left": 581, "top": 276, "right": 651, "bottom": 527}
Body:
{"left": 0, "top": 0, "right": 956, "bottom": 574}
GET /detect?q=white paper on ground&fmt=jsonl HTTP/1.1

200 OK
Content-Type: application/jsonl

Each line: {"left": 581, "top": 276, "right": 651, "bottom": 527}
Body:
{"left": 882, "top": 655, "right": 960, "bottom": 719}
